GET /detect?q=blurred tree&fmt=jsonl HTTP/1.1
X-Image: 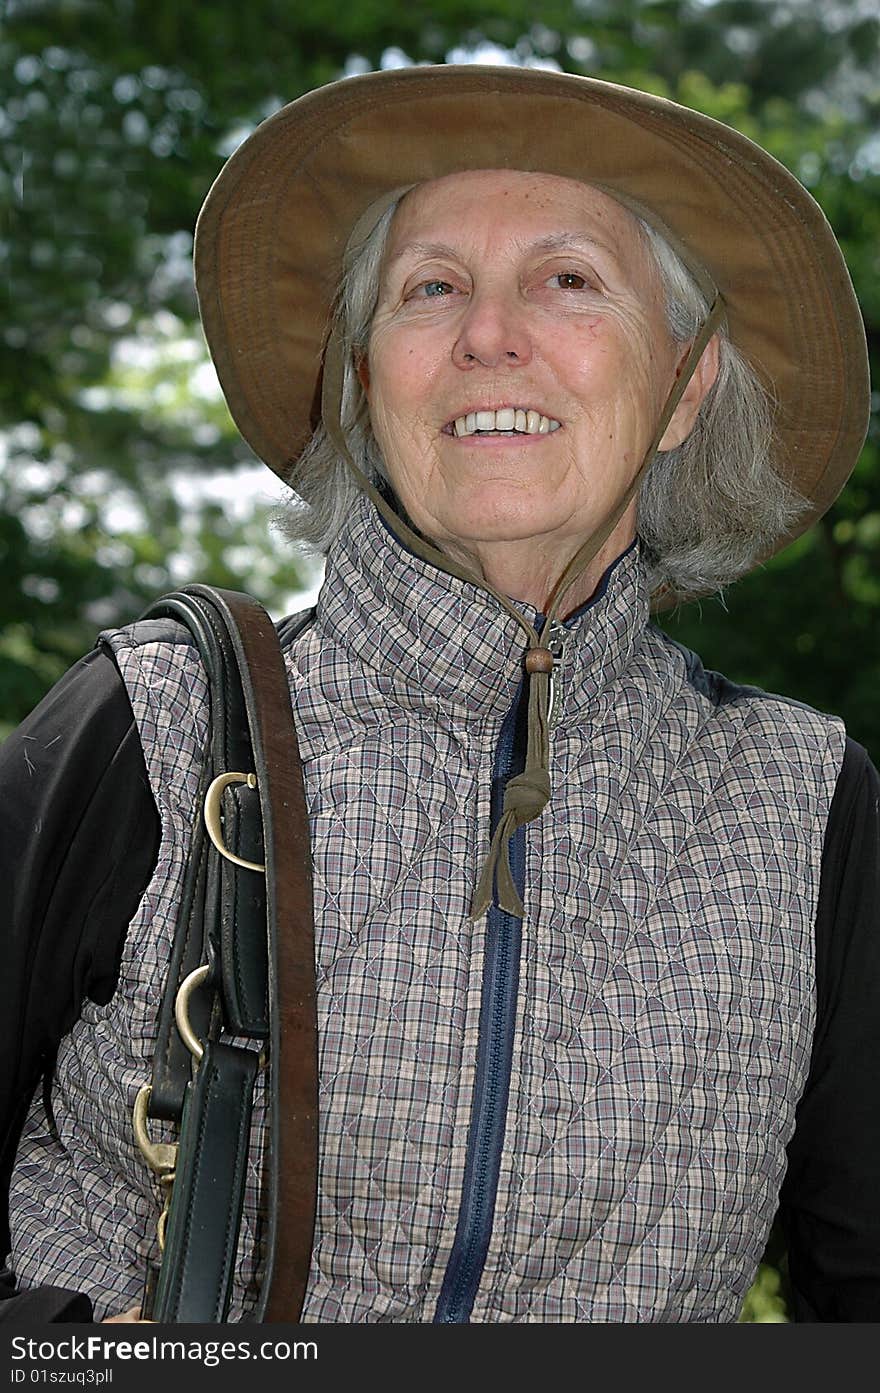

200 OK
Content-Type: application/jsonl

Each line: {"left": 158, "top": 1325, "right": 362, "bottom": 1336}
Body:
{"left": 2, "top": 0, "right": 878, "bottom": 740}
{"left": 657, "top": 72, "right": 880, "bottom": 763}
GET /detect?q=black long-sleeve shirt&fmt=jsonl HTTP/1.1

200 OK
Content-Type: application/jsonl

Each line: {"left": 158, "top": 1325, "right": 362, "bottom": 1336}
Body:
{"left": 1, "top": 649, "right": 879, "bottom": 1321}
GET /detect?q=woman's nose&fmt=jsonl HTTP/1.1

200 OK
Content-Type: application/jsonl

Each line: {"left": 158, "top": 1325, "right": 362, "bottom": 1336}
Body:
{"left": 451, "top": 291, "right": 532, "bottom": 369}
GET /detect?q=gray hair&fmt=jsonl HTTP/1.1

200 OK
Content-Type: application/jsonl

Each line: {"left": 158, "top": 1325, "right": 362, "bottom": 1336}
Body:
{"left": 281, "top": 193, "right": 808, "bottom": 603}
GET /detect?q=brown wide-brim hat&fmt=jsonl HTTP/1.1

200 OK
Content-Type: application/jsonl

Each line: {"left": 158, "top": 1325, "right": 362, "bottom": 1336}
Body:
{"left": 194, "top": 64, "right": 869, "bottom": 551}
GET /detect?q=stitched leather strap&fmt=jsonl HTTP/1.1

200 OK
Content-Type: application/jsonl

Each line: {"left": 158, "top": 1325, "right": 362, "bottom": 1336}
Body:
{"left": 138, "top": 587, "right": 317, "bottom": 1322}
{"left": 137, "top": 598, "right": 251, "bottom": 1118}
{"left": 197, "top": 587, "right": 318, "bottom": 1323}
{"left": 152, "top": 1041, "right": 259, "bottom": 1322}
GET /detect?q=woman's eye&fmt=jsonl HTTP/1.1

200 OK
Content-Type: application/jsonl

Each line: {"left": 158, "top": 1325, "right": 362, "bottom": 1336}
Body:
{"left": 415, "top": 279, "right": 455, "bottom": 298}
{"left": 551, "top": 271, "right": 592, "bottom": 291}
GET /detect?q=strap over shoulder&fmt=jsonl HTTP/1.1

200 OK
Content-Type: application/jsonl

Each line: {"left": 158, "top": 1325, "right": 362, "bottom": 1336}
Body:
{"left": 134, "top": 585, "right": 317, "bottom": 1323}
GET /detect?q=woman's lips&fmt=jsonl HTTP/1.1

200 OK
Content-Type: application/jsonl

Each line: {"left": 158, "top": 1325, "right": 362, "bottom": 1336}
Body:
{"left": 443, "top": 407, "right": 562, "bottom": 437}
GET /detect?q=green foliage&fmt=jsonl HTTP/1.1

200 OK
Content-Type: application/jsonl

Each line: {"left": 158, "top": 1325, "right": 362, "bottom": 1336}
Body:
{"left": 739, "top": 1264, "right": 789, "bottom": 1324}
{"left": 738, "top": 1217, "right": 793, "bottom": 1323}
{"left": 3, "top": 0, "right": 879, "bottom": 733}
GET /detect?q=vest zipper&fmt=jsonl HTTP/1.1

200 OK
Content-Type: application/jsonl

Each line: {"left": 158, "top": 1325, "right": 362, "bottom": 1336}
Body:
{"left": 433, "top": 680, "right": 528, "bottom": 1323}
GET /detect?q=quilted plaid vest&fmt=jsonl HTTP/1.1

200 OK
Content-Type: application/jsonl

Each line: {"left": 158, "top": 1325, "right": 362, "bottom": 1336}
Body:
{"left": 9, "top": 494, "right": 844, "bottom": 1322}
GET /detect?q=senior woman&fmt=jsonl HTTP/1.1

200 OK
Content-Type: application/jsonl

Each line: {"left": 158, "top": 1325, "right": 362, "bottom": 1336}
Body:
{"left": 0, "top": 65, "right": 876, "bottom": 1325}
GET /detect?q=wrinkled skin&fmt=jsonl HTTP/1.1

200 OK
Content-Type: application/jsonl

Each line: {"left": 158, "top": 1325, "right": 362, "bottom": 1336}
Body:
{"left": 361, "top": 169, "right": 719, "bottom": 615}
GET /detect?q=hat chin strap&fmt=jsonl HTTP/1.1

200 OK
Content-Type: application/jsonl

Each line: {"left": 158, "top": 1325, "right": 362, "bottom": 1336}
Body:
{"left": 320, "top": 294, "right": 724, "bottom": 919}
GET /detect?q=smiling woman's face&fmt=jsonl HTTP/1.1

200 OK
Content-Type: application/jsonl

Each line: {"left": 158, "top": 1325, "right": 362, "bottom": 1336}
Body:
{"left": 360, "top": 169, "right": 716, "bottom": 606}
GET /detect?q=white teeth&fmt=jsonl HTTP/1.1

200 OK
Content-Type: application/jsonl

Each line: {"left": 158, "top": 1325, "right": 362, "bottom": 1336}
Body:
{"left": 449, "top": 407, "right": 561, "bottom": 438}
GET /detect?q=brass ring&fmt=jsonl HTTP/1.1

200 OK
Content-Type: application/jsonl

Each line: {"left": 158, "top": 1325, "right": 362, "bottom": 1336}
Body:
{"left": 174, "top": 963, "right": 212, "bottom": 1061}
{"left": 203, "top": 771, "right": 265, "bottom": 874}
{"left": 132, "top": 1084, "right": 178, "bottom": 1176}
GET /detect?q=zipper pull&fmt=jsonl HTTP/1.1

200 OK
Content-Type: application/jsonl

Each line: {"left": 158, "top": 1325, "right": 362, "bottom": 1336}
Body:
{"left": 543, "top": 620, "right": 568, "bottom": 729}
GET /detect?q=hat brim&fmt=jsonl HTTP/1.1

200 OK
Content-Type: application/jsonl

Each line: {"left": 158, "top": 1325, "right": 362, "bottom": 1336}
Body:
{"left": 194, "top": 64, "right": 869, "bottom": 554}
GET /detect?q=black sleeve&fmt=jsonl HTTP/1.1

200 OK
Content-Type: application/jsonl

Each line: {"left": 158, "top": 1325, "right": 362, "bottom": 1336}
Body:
{"left": 0, "top": 1266, "right": 93, "bottom": 1322}
{"left": 780, "top": 736, "right": 880, "bottom": 1321}
{"left": 0, "top": 647, "right": 161, "bottom": 1319}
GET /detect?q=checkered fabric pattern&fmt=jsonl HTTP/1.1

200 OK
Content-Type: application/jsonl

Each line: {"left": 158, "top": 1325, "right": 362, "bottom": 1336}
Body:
{"left": 10, "top": 493, "right": 844, "bottom": 1322}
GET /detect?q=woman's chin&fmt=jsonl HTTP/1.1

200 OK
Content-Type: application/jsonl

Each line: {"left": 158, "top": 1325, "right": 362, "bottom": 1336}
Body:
{"left": 434, "top": 519, "right": 554, "bottom": 552}
{"left": 427, "top": 496, "right": 569, "bottom": 548}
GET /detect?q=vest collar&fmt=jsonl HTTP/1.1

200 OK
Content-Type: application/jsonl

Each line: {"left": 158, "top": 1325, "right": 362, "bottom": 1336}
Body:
{"left": 315, "top": 492, "right": 650, "bottom": 723}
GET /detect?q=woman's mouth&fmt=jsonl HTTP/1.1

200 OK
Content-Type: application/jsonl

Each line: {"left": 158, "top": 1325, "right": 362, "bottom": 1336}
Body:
{"left": 444, "top": 407, "right": 562, "bottom": 438}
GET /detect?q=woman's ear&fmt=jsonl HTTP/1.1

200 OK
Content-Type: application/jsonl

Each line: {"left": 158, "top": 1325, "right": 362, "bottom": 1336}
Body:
{"left": 657, "top": 333, "right": 720, "bottom": 452}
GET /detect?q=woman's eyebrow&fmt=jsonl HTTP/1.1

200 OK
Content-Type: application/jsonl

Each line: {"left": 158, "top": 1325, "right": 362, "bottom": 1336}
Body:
{"left": 386, "top": 233, "right": 623, "bottom": 269}
{"left": 529, "top": 232, "right": 622, "bottom": 266}
{"left": 385, "top": 240, "right": 460, "bottom": 270}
